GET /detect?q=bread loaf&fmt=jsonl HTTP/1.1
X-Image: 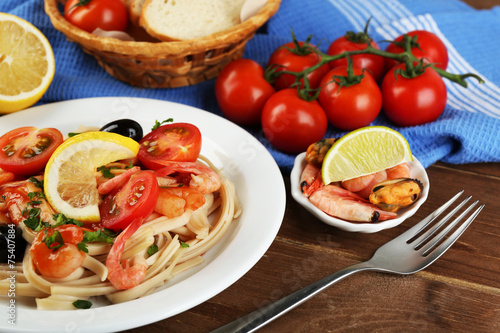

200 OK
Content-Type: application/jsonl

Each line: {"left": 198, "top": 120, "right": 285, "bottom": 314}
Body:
{"left": 140, "top": 0, "right": 246, "bottom": 41}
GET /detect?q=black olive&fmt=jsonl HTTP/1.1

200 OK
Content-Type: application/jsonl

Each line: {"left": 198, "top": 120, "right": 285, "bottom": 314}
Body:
{"left": 100, "top": 119, "right": 143, "bottom": 142}
{"left": 0, "top": 225, "right": 27, "bottom": 263}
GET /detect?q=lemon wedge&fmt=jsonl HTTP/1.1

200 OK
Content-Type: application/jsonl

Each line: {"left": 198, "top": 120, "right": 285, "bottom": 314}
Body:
{"left": 321, "top": 126, "right": 413, "bottom": 184}
{"left": 0, "top": 13, "right": 55, "bottom": 113}
{"left": 44, "top": 132, "right": 139, "bottom": 222}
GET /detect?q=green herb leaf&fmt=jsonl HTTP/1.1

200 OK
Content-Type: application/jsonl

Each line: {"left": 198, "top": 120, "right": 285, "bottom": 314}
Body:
{"left": 180, "top": 241, "right": 189, "bottom": 248}
{"left": 29, "top": 177, "right": 44, "bottom": 189}
{"left": 147, "top": 244, "right": 159, "bottom": 256}
{"left": 73, "top": 300, "right": 92, "bottom": 309}
{"left": 43, "top": 230, "right": 65, "bottom": 251}
{"left": 151, "top": 118, "right": 173, "bottom": 131}
{"left": 97, "top": 166, "right": 116, "bottom": 179}
{"left": 82, "top": 229, "right": 116, "bottom": 244}
{"left": 53, "top": 213, "right": 84, "bottom": 227}
{"left": 77, "top": 242, "right": 89, "bottom": 253}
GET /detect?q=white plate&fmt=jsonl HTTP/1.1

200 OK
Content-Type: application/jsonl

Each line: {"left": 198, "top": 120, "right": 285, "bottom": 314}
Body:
{"left": 290, "top": 152, "right": 429, "bottom": 233}
{"left": 0, "top": 97, "right": 286, "bottom": 332}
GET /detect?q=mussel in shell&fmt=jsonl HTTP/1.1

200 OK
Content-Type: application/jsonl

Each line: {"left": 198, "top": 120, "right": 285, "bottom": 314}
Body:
{"left": 369, "top": 178, "right": 423, "bottom": 213}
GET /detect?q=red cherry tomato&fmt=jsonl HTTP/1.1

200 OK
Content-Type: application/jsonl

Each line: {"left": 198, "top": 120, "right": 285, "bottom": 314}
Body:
{"left": 318, "top": 66, "right": 382, "bottom": 131}
{"left": 384, "top": 30, "right": 448, "bottom": 71}
{"left": 0, "top": 127, "right": 63, "bottom": 176}
{"left": 215, "top": 59, "right": 276, "bottom": 125}
{"left": 381, "top": 64, "right": 447, "bottom": 127}
{"left": 100, "top": 171, "right": 159, "bottom": 231}
{"left": 327, "top": 35, "right": 385, "bottom": 82}
{"left": 261, "top": 89, "right": 328, "bottom": 153}
{"left": 64, "top": 0, "right": 129, "bottom": 33}
{"left": 268, "top": 41, "right": 330, "bottom": 90}
{"left": 138, "top": 123, "right": 202, "bottom": 170}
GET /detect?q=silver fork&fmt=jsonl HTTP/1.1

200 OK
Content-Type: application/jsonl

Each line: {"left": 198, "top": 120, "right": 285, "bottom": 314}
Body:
{"left": 211, "top": 191, "right": 485, "bottom": 333}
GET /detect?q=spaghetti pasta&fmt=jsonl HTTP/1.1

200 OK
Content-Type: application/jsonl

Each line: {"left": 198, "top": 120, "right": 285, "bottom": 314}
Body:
{"left": 0, "top": 154, "right": 240, "bottom": 310}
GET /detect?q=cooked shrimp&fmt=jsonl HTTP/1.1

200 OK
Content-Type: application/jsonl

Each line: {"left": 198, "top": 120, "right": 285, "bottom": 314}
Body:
{"left": 386, "top": 163, "right": 411, "bottom": 180}
{"left": 97, "top": 166, "right": 140, "bottom": 195}
{"left": 0, "top": 179, "right": 56, "bottom": 225}
{"left": 30, "top": 225, "right": 86, "bottom": 278}
{"left": 341, "top": 170, "right": 388, "bottom": 199}
{"left": 309, "top": 184, "right": 397, "bottom": 222}
{"left": 300, "top": 163, "right": 323, "bottom": 197}
{"left": 155, "top": 161, "right": 221, "bottom": 194}
{"left": 154, "top": 187, "right": 205, "bottom": 218}
{"left": 106, "top": 217, "right": 148, "bottom": 290}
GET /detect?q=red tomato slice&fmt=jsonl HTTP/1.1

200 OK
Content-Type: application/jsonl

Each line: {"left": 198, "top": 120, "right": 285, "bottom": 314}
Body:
{"left": 99, "top": 170, "right": 159, "bottom": 231}
{"left": 138, "top": 123, "right": 202, "bottom": 170}
{"left": 0, "top": 127, "right": 64, "bottom": 176}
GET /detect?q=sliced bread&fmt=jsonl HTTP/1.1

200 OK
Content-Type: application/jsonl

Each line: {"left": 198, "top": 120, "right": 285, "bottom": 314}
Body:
{"left": 140, "top": 0, "right": 246, "bottom": 41}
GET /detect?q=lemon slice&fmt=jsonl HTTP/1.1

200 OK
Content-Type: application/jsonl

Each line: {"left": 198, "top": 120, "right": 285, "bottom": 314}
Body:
{"left": 321, "top": 126, "right": 413, "bottom": 184}
{"left": 44, "top": 132, "right": 139, "bottom": 222}
{"left": 0, "top": 13, "right": 55, "bottom": 113}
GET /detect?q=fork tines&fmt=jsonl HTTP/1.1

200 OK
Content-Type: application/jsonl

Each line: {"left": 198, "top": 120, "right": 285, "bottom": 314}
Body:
{"left": 405, "top": 190, "right": 485, "bottom": 258}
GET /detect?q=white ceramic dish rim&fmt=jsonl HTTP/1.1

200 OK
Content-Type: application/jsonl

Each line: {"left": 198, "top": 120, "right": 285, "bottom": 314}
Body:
{"left": 290, "top": 152, "right": 430, "bottom": 233}
{"left": 0, "top": 97, "right": 286, "bottom": 333}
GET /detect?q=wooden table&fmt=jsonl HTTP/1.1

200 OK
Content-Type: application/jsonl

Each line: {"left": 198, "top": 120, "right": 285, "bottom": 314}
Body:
{"left": 126, "top": 162, "right": 499, "bottom": 333}
{"left": 132, "top": 1, "right": 500, "bottom": 332}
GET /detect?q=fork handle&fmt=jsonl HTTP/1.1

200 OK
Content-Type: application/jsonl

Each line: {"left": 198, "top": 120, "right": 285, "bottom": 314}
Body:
{"left": 210, "top": 261, "right": 374, "bottom": 333}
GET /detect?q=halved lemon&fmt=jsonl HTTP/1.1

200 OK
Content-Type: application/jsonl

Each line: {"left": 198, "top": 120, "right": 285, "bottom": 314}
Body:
{"left": 0, "top": 13, "right": 55, "bottom": 113}
{"left": 321, "top": 126, "right": 413, "bottom": 184}
{"left": 44, "top": 132, "right": 139, "bottom": 222}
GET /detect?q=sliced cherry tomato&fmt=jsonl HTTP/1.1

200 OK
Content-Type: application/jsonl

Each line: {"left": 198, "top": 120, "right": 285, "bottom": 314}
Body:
{"left": 268, "top": 41, "right": 330, "bottom": 91}
{"left": 138, "top": 123, "right": 202, "bottom": 170}
{"left": 64, "top": 0, "right": 128, "bottom": 33}
{"left": 215, "top": 59, "right": 276, "bottom": 125}
{"left": 261, "top": 89, "right": 328, "bottom": 153}
{"left": 384, "top": 30, "right": 448, "bottom": 72}
{"left": 0, "top": 127, "right": 63, "bottom": 176}
{"left": 318, "top": 66, "right": 382, "bottom": 130}
{"left": 381, "top": 64, "right": 447, "bottom": 126}
{"left": 100, "top": 170, "right": 159, "bottom": 231}
{"left": 327, "top": 34, "right": 385, "bottom": 82}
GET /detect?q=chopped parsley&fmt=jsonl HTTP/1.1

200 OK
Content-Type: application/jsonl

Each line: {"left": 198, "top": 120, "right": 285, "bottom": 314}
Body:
{"left": 97, "top": 165, "right": 117, "bottom": 179}
{"left": 43, "top": 230, "right": 65, "bottom": 252}
{"left": 147, "top": 244, "right": 159, "bottom": 256}
{"left": 72, "top": 300, "right": 92, "bottom": 309}
{"left": 180, "top": 241, "right": 189, "bottom": 248}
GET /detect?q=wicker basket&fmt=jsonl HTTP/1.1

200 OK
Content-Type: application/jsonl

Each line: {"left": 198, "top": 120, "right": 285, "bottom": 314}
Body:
{"left": 44, "top": 0, "right": 281, "bottom": 88}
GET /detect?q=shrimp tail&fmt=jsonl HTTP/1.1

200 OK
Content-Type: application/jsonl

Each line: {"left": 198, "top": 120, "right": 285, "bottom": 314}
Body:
{"left": 106, "top": 217, "right": 148, "bottom": 290}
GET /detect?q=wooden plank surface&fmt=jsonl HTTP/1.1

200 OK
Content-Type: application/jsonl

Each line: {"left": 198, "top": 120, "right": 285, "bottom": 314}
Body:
{"left": 125, "top": 162, "right": 500, "bottom": 333}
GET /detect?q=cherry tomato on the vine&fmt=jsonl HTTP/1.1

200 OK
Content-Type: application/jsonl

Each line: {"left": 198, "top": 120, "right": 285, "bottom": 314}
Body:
{"left": 215, "top": 59, "right": 276, "bottom": 126}
{"left": 64, "top": 0, "right": 129, "bottom": 33}
{"left": 261, "top": 89, "right": 328, "bottom": 153}
{"left": 268, "top": 41, "right": 330, "bottom": 91}
{"left": 384, "top": 30, "right": 448, "bottom": 72}
{"left": 327, "top": 35, "right": 385, "bottom": 82}
{"left": 0, "top": 127, "right": 63, "bottom": 176}
{"left": 381, "top": 64, "right": 447, "bottom": 127}
{"left": 318, "top": 66, "right": 382, "bottom": 131}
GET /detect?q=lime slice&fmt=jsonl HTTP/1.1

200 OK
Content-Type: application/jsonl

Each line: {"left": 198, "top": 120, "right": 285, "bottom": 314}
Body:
{"left": 44, "top": 132, "right": 139, "bottom": 221}
{"left": 321, "top": 126, "right": 413, "bottom": 184}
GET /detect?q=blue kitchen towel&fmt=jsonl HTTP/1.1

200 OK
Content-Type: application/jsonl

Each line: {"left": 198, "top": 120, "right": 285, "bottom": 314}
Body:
{"left": 1, "top": 0, "right": 499, "bottom": 170}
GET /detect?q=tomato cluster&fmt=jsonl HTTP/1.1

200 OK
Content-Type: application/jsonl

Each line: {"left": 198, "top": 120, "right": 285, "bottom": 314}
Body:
{"left": 215, "top": 29, "right": 451, "bottom": 154}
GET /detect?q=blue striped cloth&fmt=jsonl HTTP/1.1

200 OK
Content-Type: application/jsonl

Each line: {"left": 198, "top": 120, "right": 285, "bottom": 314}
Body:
{"left": 2, "top": 0, "right": 500, "bottom": 170}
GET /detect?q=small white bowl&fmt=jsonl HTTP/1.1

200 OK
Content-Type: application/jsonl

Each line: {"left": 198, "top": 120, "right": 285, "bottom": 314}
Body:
{"left": 290, "top": 152, "right": 430, "bottom": 233}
